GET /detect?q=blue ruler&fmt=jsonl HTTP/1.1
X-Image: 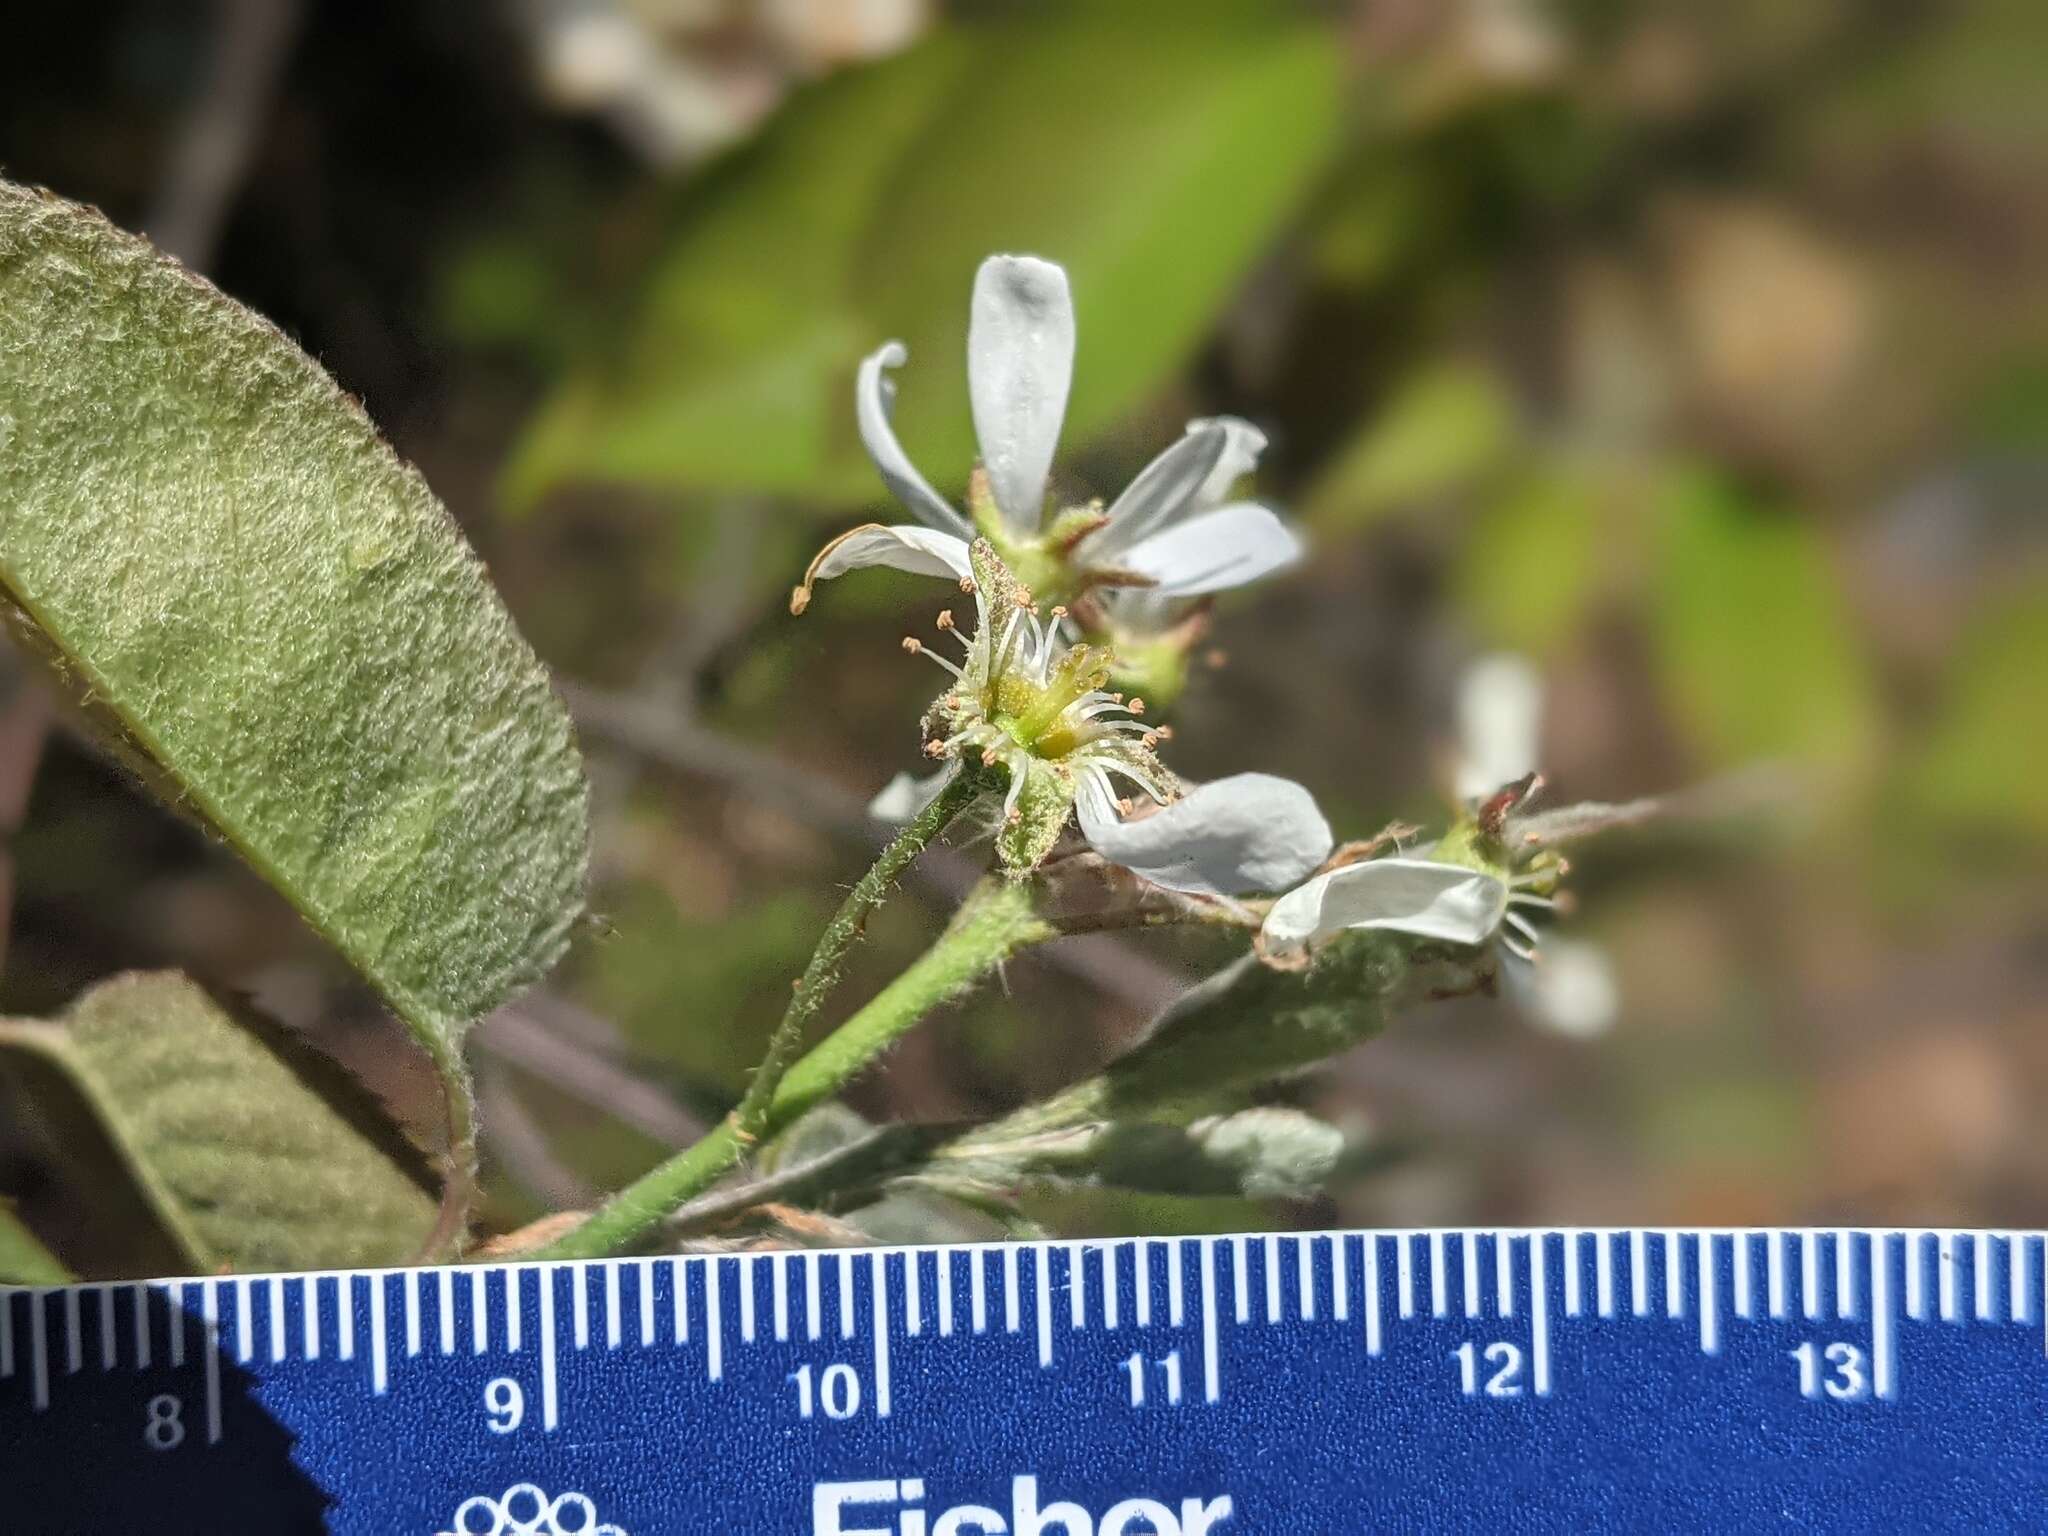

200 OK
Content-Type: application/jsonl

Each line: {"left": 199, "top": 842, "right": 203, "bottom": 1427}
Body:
{"left": 5, "top": 1228, "right": 2047, "bottom": 1533}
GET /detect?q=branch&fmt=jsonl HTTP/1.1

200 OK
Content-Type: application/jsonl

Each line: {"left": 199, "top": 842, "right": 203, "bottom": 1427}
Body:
{"left": 145, "top": 0, "right": 308, "bottom": 270}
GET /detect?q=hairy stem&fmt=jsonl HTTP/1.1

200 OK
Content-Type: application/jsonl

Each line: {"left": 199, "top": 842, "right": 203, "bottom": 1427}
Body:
{"left": 731, "top": 770, "right": 983, "bottom": 1148}
{"left": 530, "top": 807, "right": 1048, "bottom": 1261}
{"left": 766, "top": 876, "right": 1051, "bottom": 1126}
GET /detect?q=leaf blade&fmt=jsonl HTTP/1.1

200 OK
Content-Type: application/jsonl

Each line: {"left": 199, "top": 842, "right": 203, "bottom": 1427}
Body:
{"left": 0, "top": 183, "right": 589, "bottom": 1060}
{"left": 0, "top": 974, "right": 437, "bottom": 1273}
{"left": 0, "top": 1200, "right": 70, "bottom": 1284}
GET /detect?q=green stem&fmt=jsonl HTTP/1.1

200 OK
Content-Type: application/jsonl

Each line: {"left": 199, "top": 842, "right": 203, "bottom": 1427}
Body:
{"left": 731, "top": 770, "right": 982, "bottom": 1146}
{"left": 766, "top": 877, "right": 1050, "bottom": 1126}
{"left": 531, "top": 815, "right": 1046, "bottom": 1261}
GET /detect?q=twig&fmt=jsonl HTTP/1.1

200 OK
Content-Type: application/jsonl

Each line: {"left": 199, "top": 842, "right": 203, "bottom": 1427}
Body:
{"left": 0, "top": 675, "right": 54, "bottom": 978}
{"left": 145, "top": 0, "right": 308, "bottom": 270}
{"left": 476, "top": 1002, "right": 706, "bottom": 1149}
{"left": 1511, "top": 763, "right": 1800, "bottom": 848}
{"left": 476, "top": 1060, "right": 598, "bottom": 1210}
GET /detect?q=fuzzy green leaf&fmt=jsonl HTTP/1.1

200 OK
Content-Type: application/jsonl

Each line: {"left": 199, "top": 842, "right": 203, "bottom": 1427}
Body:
{"left": 0, "top": 1201, "right": 70, "bottom": 1284}
{"left": 0, "top": 182, "right": 589, "bottom": 1068}
{"left": 966, "top": 1107, "right": 1347, "bottom": 1202}
{"left": 0, "top": 973, "right": 437, "bottom": 1273}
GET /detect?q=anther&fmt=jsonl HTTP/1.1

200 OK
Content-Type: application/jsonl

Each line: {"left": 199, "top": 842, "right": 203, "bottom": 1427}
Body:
{"left": 924, "top": 740, "right": 947, "bottom": 758}
{"left": 1153, "top": 725, "right": 1174, "bottom": 740}
{"left": 981, "top": 746, "right": 1000, "bottom": 766}
{"left": 901, "top": 636, "right": 923, "bottom": 654}
{"left": 1049, "top": 605, "right": 1068, "bottom": 619}
{"left": 1205, "top": 648, "right": 1228, "bottom": 668}
{"left": 1128, "top": 697, "right": 1146, "bottom": 716}
{"left": 959, "top": 576, "right": 977, "bottom": 594}
{"left": 935, "top": 609, "right": 955, "bottom": 630}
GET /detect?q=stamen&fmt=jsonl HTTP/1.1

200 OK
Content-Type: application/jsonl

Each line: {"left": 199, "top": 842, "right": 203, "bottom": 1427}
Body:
{"left": 903, "top": 635, "right": 963, "bottom": 679}
{"left": 791, "top": 522, "right": 898, "bottom": 615}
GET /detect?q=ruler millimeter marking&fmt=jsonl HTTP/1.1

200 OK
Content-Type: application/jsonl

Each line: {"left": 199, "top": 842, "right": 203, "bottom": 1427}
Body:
{"left": 5, "top": 1229, "right": 2048, "bottom": 1534}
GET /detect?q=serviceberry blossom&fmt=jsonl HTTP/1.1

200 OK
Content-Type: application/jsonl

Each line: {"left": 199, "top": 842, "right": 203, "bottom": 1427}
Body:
{"left": 791, "top": 254, "right": 1301, "bottom": 628}
{"left": 1258, "top": 773, "right": 1570, "bottom": 969}
{"left": 879, "top": 539, "right": 1331, "bottom": 894}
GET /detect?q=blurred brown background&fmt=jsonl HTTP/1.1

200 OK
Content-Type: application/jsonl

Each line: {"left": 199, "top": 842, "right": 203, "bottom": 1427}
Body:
{"left": 2, "top": 0, "right": 2043, "bottom": 1269}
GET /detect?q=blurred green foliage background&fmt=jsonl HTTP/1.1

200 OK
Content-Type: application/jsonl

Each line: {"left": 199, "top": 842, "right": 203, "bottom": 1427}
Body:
{"left": 2, "top": 0, "right": 2043, "bottom": 1270}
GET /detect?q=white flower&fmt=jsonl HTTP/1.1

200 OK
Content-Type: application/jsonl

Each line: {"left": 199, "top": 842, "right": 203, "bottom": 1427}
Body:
{"left": 879, "top": 539, "right": 1331, "bottom": 893}
{"left": 1259, "top": 657, "right": 1622, "bottom": 1037}
{"left": 1259, "top": 854, "right": 1560, "bottom": 958}
{"left": 792, "top": 254, "right": 1302, "bottom": 614}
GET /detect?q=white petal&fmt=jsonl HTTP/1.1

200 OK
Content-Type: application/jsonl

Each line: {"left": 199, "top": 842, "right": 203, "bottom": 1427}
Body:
{"left": 805, "top": 524, "right": 972, "bottom": 585}
{"left": 1455, "top": 652, "right": 1545, "bottom": 800}
{"left": 1260, "top": 858, "right": 1508, "bottom": 954}
{"left": 1119, "top": 503, "right": 1303, "bottom": 596}
{"left": 868, "top": 766, "right": 960, "bottom": 825}
{"left": 1084, "top": 424, "right": 1229, "bottom": 562}
{"left": 1505, "top": 939, "right": 1619, "bottom": 1038}
{"left": 1078, "top": 772, "right": 1333, "bottom": 897}
{"left": 858, "top": 342, "right": 968, "bottom": 535}
{"left": 968, "top": 255, "right": 1073, "bottom": 533}
{"left": 1185, "top": 415, "right": 1268, "bottom": 506}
